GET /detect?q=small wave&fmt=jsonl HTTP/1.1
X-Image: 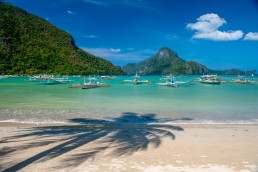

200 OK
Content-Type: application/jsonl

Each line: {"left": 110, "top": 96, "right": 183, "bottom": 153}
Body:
{"left": 0, "top": 119, "right": 67, "bottom": 124}
{"left": 1, "top": 109, "right": 258, "bottom": 125}
{"left": 159, "top": 119, "right": 258, "bottom": 125}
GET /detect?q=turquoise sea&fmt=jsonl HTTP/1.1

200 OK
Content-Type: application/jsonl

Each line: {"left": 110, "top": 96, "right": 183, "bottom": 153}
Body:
{"left": 0, "top": 75, "right": 258, "bottom": 124}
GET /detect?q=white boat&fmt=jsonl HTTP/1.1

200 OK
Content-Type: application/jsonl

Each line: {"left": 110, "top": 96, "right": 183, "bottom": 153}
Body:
{"left": 99, "top": 75, "right": 115, "bottom": 80}
{"left": 81, "top": 76, "right": 110, "bottom": 89}
{"left": 198, "top": 74, "right": 222, "bottom": 84}
{"left": 122, "top": 73, "right": 150, "bottom": 85}
{"left": 53, "top": 76, "right": 73, "bottom": 83}
{"left": 231, "top": 75, "right": 256, "bottom": 85}
{"left": 26, "top": 75, "right": 51, "bottom": 82}
{"left": 156, "top": 74, "right": 178, "bottom": 87}
{"left": 41, "top": 79, "right": 62, "bottom": 85}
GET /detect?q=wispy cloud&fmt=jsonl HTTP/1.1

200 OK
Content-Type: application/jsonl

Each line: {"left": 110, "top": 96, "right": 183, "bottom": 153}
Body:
{"left": 166, "top": 34, "right": 178, "bottom": 40}
{"left": 59, "top": 0, "right": 152, "bottom": 9}
{"left": 110, "top": 48, "right": 121, "bottom": 52}
{"left": 66, "top": 10, "right": 73, "bottom": 14}
{"left": 82, "top": 47, "right": 156, "bottom": 65}
{"left": 83, "top": 35, "right": 99, "bottom": 39}
{"left": 127, "top": 48, "right": 134, "bottom": 51}
{"left": 187, "top": 13, "right": 243, "bottom": 41}
{"left": 244, "top": 32, "right": 258, "bottom": 41}
{"left": 81, "top": 0, "right": 108, "bottom": 6}
{"left": 119, "top": 0, "right": 151, "bottom": 9}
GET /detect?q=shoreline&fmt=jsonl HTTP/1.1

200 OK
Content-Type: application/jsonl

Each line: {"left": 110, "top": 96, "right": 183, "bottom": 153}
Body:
{"left": 1, "top": 121, "right": 258, "bottom": 126}
{"left": 1, "top": 118, "right": 258, "bottom": 126}
{"left": 1, "top": 122, "right": 258, "bottom": 171}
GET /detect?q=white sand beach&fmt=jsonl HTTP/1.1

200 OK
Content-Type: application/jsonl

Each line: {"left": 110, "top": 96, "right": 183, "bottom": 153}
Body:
{"left": 1, "top": 122, "right": 258, "bottom": 172}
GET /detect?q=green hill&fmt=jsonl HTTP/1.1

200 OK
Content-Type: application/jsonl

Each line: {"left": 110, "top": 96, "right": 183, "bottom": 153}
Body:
{"left": 0, "top": 2, "right": 126, "bottom": 75}
{"left": 123, "top": 47, "right": 208, "bottom": 75}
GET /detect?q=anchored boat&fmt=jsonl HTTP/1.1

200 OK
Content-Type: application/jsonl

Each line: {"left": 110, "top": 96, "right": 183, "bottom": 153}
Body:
{"left": 156, "top": 74, "right": 179, "bottom": 87}
{"left": 81, "top": 76, "right": 110, "bottom": 89}
{"left": 198, "top": 74, "right": 222, "bottom": 84}
{"left": 122, "top": 73, "right": 151, "bottom": 85}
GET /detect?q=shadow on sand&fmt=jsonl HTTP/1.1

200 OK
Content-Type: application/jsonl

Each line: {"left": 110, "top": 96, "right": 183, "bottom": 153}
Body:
{"left": 0, "top": 112, "right": 192, "bottom": 171}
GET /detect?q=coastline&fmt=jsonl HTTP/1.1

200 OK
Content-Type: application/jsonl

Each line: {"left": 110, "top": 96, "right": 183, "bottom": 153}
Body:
{"left": 1, "top": 122, "right": 258, "bottom": 172}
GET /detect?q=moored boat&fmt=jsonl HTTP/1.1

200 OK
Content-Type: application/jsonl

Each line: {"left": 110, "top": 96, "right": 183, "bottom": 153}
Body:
{"left": 81, "top": 76, "right": 110, "bottom": 89}
{"left": 156, "top": 74, "right": 178, "bottom": 87}
{"left": 99, "top": 75, "right": 115, "bottom": 80}
{"left": 198, "top": 74, "right": 222, "bottom": 84}
{"left": 231, "top": 75, "right": 256, "bottom": 85}
{"left": 41, "top": 79, "right": 62, "bottom": 85}
{"left": 122, "top": 73, "right": 151, "bottom": 85}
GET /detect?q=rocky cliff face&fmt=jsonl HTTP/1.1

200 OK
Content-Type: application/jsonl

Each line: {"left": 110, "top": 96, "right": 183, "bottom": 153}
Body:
{"left": 123, "top": 47, "right": 208, "bottom": 75}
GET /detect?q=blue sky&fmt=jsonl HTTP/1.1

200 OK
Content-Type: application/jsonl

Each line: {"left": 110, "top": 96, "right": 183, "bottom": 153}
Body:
{"left": 4, "top": 0, "right": 258, "bottom": 70}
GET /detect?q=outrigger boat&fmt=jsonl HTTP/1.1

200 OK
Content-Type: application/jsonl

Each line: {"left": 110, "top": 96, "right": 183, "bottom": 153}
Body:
{"left": 26, "top": 75, "right": 51, "bottom": 82}
{"left": 53, "top": 77, "right": 73, "bottom": 83}
{"left": 122, "top": 73, "right": 150, "bottom": 85}
{"left": 156, "top": 74, "right": 181, "bottom": 87}
{"left": 99, "top": 75, "right": 115, "bottom": 80}
{"left": 81, "top": 76, "right": 110, "bottom": 89}
{"left": 230, "top": 75, "right": 256, "bottom": 85}
{"left": 41, "top": 79, "right": 62, "bottom": 85}
{"left": 198, "top": 74, "right": 222, "bottom": 84}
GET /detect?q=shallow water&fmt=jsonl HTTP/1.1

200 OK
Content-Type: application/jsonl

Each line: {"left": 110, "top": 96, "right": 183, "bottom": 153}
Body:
{"left": 0, "top": 75, "right": 258, "bottom": 124}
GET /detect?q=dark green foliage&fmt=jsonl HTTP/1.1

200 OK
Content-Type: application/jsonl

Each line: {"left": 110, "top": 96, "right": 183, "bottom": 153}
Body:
{"left": 0, "top": 3, "right": 126, "bottom": 75}
{"left": 123, "top": 47, "right": 208, "bottom": 75}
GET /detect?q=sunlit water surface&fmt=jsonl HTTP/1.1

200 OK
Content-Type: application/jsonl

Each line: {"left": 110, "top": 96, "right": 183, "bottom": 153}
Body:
{"left": 0, "top": 75, "right": 258, "bottom": 124}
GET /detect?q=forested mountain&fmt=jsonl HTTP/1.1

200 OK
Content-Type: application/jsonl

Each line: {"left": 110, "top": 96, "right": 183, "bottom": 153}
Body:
{"left": 0, "top": 2, "right": 126, "bottom": 75}
{"left": 123, "top": 47, "right": 208, "bottom": 75}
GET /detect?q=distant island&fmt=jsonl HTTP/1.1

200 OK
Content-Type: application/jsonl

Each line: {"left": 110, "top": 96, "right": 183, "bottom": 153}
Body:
{"left": 123, "top": 47, "right": 208, "bottom": 75}
{"left": 0, "top": 2, "right": 126, "bottom": 75}
{"left": 123, "top": 47, "right": 256, "bottom": 75}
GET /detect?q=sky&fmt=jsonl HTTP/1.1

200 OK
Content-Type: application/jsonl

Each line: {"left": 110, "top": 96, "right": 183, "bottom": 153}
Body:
{"left": 3, "top": 0, "right": 258, "bottom": 70}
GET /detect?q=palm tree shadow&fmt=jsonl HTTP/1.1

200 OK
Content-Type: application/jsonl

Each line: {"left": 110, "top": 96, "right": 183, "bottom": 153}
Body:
{"left": 0, "top": 112, "right": 190, "bottom": 171}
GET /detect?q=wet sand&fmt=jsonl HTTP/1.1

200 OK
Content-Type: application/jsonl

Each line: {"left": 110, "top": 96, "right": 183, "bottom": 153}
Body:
{"left": 0, "top": 122, "right": 258, "bottom": 172}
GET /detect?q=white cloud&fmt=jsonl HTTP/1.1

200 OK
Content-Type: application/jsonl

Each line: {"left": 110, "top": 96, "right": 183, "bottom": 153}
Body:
{"left": 82, "top": 0, "right": 108, "bottom": 6}
{"left": 66, "top": 10, "right": 73, "bottom": 14}
{"left": 244, "top": 32, "right": 258, "bottom": 41}
{"left": 110, "top": 48, "right": 121, "bottom": 52}
{"left": 187, "top": 13, "right": 243, "bottom": 41}
{"left": 193, "top": 30, "right": 244, "bottom": 41}
{"left": 127, "top": 48, "right": 135, "bottom": 51}
{"left": 83, "top": 35, "right": 98, "bottom": 39}
{"left": 187, "top": 13, "right": 226, "bottom": 33}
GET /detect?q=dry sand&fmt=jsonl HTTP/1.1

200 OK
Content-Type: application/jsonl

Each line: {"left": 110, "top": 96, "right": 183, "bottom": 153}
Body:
{"left": 0, "top": 122, "right": 258, "bottom": 172}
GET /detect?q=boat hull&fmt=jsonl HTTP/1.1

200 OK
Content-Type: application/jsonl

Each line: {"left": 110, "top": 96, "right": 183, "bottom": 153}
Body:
{"left": 199, "top": 81, "right": 221, "bottom": 84}
{"left": 81, "top": 85, "right": 98, "bottom": 89}
{"left": 157, "top": 83, "right": 178, "bottom": 87}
